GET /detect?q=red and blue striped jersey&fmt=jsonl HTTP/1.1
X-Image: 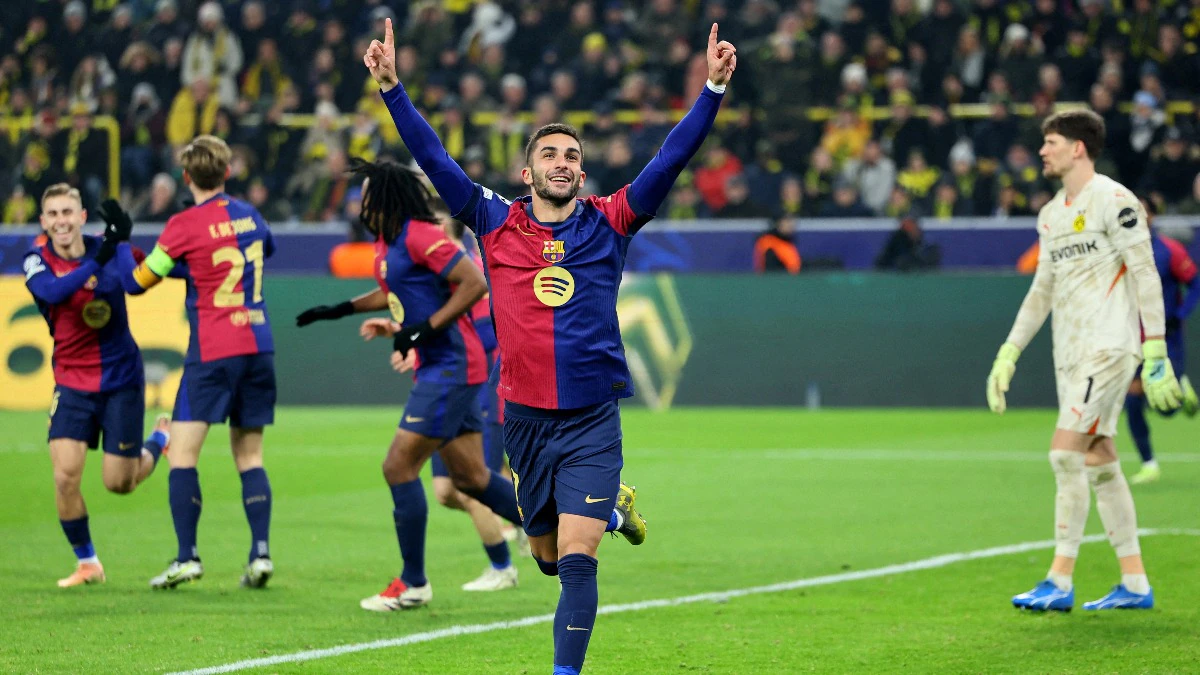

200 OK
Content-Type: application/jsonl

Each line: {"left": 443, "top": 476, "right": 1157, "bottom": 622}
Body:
{"left": 23, "top": 237, "right": 143, "bottom": 392}
{"left": 1153, "top": 233, "right": 1199, "bottom": 332}
{"left": 155, "top": 194, "right": 275, "bottom": 364}
{"left": 373, "top": 219, "right": 488, "bottom": 386}
{"left": 460, "top": 184, "right": 649, "bottom": 409}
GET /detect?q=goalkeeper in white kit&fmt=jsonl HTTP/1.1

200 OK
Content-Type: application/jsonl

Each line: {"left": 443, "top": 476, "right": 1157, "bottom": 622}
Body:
{"left": 986, "top": 110, "right": 1182, "bottom": 611}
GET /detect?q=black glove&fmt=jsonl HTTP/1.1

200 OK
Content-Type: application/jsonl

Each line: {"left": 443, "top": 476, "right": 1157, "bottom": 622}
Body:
{"left": 393, "top": 320, "right": 436, "bottom": 358}
{"left": 296, "top": 301, "right": 355, "bottom": 327}
{"left": 94, "top": 199, "right": 133, "bottom": 266}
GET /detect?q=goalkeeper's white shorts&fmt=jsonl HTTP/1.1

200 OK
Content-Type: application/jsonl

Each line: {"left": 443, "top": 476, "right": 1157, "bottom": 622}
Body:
{"left": 1055, "top": 351, "right": 1140, "bottom": 438}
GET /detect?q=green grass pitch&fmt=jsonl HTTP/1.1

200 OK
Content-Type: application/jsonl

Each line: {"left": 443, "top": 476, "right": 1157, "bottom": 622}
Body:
{"left": 2, "top": 407, "right": 1199, "bottom": 673}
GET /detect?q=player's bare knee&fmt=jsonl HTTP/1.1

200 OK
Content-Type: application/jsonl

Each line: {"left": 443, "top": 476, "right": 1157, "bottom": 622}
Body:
{"left": 433, "top": 480, "right": 459, "bottom": 508}
{"left": 104, "top": 475, "right": 136, "bottom": 494}
{"left": 447, "top": 467, "right": 488, "bottom": 493}
{"left": 53, "top": 471, "right": 82, "bottom": 495}
{"left": 1086, "top": 437, "right": 1119, "bottom": 465}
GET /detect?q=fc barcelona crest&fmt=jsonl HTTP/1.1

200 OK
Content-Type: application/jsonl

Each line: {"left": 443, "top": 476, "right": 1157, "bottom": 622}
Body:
{"left": 543, "top": 240, "right": 566, "bottom": 263}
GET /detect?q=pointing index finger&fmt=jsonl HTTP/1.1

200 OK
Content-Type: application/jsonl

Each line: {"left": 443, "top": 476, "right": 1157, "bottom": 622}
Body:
{"left": 709, "top": 23, "right": 718, "bottom": 48}
{"left": 384, "top": 17, "right": 393, "bottom": 48}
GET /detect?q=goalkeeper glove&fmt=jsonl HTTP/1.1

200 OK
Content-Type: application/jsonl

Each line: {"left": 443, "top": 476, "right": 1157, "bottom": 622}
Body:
{"left": 986, "top": 342, "right": 1021, "bottom": 414}
{"left": 94, "top": 199, "right": 134, "bottom": 266}
{"left": 393, "top": 320, "right": 436, "bottom": 358}
{"left": 296, "top": 301, "right": 355, "bottom": 326}
{"left": 1142, "top": 338, "right": 1183, "bottom": 413}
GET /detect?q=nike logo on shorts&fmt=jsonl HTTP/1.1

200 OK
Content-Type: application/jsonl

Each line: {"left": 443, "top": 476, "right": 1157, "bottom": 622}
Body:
{"left": 584, "top": 495, "right": 609, "bottom": 504}
{"left": 405, "top": 415, "right": 425, "bottom": 423}
{"left": 119, "top": 442, "right": 137, "bottom": 450}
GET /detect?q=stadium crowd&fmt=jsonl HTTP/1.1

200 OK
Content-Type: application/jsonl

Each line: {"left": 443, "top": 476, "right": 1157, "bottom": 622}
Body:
{"left": 2, "top": 0, "right": 1200, "bottom": 226}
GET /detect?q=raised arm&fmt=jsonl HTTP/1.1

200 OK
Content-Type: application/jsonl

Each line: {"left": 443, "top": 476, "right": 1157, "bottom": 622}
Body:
{"left": 629, "top": 23, "right": 735, "bottom": 219}
{"left": 366, "top": 18, "right": 475, "bottom": 215}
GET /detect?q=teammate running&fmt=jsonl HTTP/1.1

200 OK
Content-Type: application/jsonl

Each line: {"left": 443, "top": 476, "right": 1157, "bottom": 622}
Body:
{"left": 119, "top": 136, "right": 278, "bottom": 590}
{"left": 365, "top": 17, "right": 728, "bottom": 672}
{"left": 24, "top": 183, "right": 169, "bottom": 587}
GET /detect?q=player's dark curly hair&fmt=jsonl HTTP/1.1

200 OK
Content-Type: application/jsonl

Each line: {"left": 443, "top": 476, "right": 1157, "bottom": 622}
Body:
{"left": 524, "top": 123, "right": 584, "bottom": 165}
{"left": 348, "top": 157, "right": 437, "bottom": 244}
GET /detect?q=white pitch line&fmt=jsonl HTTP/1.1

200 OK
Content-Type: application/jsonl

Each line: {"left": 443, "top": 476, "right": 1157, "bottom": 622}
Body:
{"left": 167, "top": 528, "right": 1200, "bottom": 675}
{"left": 758, "top": 449, "right": 1200, "bottom": 463}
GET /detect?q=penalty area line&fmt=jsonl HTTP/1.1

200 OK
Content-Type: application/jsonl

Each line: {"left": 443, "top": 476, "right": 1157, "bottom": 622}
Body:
{"left": 168, "top": 528, "right": 1200, "bottom": 675}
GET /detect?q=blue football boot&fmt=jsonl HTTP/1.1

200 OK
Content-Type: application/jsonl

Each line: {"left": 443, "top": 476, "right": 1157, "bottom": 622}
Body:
{"left": 1012, "top": 579, "right": 1074, "bottom": 612}
{"left": 1083, "top": 584, "right": 1154, "bottom": 610}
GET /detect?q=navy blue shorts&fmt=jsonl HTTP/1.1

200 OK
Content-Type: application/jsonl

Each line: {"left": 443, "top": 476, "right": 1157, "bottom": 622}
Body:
{"left": 49, "top": 384, "right": 145, "bottom": 458}
{"left": 400, "top": 381, "right": 482, "bottom": 441}
{"left": 503, "top": 400, "right": 623, "bottom": 537}
{"left": 174, "top": 354, "right": 276, "bottom": 427}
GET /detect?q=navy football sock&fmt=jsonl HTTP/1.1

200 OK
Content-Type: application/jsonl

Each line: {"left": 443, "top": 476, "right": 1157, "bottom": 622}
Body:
{"left": 535, "top": 557, "right": 559, "bottom": 576}
{"left": 484, "top": 540, "right": 511, "bottom": 570}
{"left": 168, "top": 468, "right": 202, "bottom": 562}
{"left": 240, "top": 468, "right": 272, "bottom": 562}
{"left": 142, "top": 430, "right": 167, "bottom": 465}
{"left": 462, "top": 471, "right": 521, "bottom": 526}
{"left": 390, "top": 479, "right": 428, "bottom": 588}
{"left": 1125, "top": 394, "right": 1153, "bottom": 463}
{"left": 60, "top": 516, "right": 95, "bottom": 561}
{"left": 553, "top": 553, "right": 598, "bottom": 673}
{"left": 605, "top": 509, "right": 621, "bottom": 533}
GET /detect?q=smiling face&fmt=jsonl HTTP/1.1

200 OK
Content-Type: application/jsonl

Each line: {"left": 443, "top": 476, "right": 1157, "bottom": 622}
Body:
{"left": 40, "top": 191, "right": 86, "bottom": 251}
{"left": 523, "top": 132, "right": 586, "bottom": 208}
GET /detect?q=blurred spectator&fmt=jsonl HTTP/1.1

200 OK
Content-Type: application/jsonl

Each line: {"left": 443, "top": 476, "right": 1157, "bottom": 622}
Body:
{"left": 240, "top": 39, "right": 292, "bottom": 115}
{"left": 1054, "top": 23, "right": 1101, "bottom": 102}
{"left": 716, "top": 175, "right": 772, "bottom": 219}
{"left": 144, "top": 0, "right": 190, "bottom": 52}
{"left": 819, "top": 181, "right": 873, "bottom": 218}
{"left": 120, "top": 83, "right": 167, "bottom": 191}
{"left": 972, "top": 98, "right": 1018, "bottom": 161}
{"left": 778, "top": 175, "right": 804, "bottom": 218}
{"left": 931, "top": 181, "right": 969, "bottom": 219}
{"left": 136, "top": 172, "right": 181, "bottom": 221}
{"left": 820, "top": 104, "right": 871, "bottom": 167}
{"left": 58, "top": 2, "right": 93, "bottom": 80}
{"left": 753, "top": 216, "right": 801, "bottom": 274}
{"left": 100, "top": 5, "right": 137, "bottom": 69}
{"left": 56, "top": 105, "right": 110, "bottom": 205}
{"left": 238, "top": 2, "right": 272, "bottom": 62}
{"left": 68, "top": 55, "right": 117, "bottom": 113}
{"left": 1127, "top": 90, "right": 1166, "bottom": 185}
{"left": 663, "top": 175, "right": 712, "bottom": 220}
{"left": 695, "top": 143, "right": 744, "bottom": 212}
{"left": 875, "top": 215, "right": 941, "bottom": 270}
{"left": 841, "top": 139, "right": 896, "bottom": 214}
{"left": 1143, "top": 127, "right": 1200, "bottom": 206}
{"left": 590, "top": 134, "right": 638, "bottom": 195}
{"left": 896, "top": 150, "right": 941, "bottom": 211}
{"left": 166, "top": 77, "right": 220, "bottom": 149}
{"left": 3, "top": 185, "right": 37, "bottom": 224}
{"left": 459, "top": 2, "right": 516, "bottom": 59}
{"left": 181, "top": 2, "right": 243, "bottom": 106}
{"left": 996, "top": 24, "right": 1042, "bottom": 102}
{"left": 803, "top": 147, "right": 837, "bottom": 216}
{"left": 1174, "top": 175, "right": 1200, "bottom": 216}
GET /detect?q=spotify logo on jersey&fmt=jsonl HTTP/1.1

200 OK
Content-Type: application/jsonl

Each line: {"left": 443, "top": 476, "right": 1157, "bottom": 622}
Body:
{"left": 534, "top": 266, "right": 575, "bottom": 307}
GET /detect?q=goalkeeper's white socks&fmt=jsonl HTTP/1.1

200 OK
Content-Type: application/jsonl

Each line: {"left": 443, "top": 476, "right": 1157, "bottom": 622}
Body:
{"left": 1087, "top": 461, "right": 1141, "bottom": 558}
{"left": 1047, "top": 571, "right": 1073, "bottom": 592}
{"left": 1123, "top": 574, "right": 1151, "bottom": 595}
{"left": 1050, "top": 450, "right": 1089, "bottom": 559}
